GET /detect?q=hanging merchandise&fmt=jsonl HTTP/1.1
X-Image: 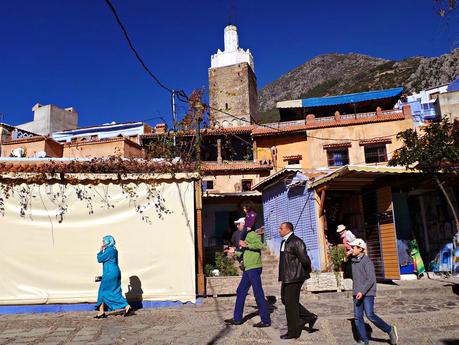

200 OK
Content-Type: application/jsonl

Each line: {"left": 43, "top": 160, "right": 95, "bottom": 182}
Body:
{"left": 438, "top": 243, "right": 453, "bottom": 272}
{"left": 453, "top": 233, "right": 459, "bottom": 277}
{"left": 409, "top": 239, "right": 425, "bottom": 278}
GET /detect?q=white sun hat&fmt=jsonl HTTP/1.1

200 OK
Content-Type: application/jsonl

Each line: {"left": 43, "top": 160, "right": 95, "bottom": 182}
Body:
{"left": 349, "top": 238, "right": 367, "bottom": 250}
{"left": 234, "top": 217, "right": 245, "bottom": 225}
{"left": 336, "top": 224, "right": 346, "bottom": 233}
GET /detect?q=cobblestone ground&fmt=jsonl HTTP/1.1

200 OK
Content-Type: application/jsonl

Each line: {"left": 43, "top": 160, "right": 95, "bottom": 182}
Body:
{"left": 0, "top": 280, "right": 458, "bottom": 345}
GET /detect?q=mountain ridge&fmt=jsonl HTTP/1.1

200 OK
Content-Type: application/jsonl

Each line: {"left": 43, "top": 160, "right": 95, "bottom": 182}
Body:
{"left": 257, "top": 49, "right": 459, "bottom": 121}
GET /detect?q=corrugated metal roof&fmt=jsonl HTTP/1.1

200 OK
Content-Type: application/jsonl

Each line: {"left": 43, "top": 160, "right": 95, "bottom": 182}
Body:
{"left": 252, "top": 168, "right": 300, "bottom": 191}
{"left": 301, "top": 87, "right": 404, "bottom": 108}
{"left": 202, "top": 162, "right": 272, "bottom": 172}
{"left": 308, "top": 165, "right": 419, "bottom": 189}
{"left": 276, "top": 87, "right": 404, "bottom": 109}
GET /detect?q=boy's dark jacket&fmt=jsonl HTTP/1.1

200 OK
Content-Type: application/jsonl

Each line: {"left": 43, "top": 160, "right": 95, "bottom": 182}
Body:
{"left": 351, "top": 254, "right": 377, "bottom": 296}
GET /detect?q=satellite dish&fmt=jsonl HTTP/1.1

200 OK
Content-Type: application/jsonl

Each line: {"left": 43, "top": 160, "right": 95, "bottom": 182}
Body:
{"left": 34, "top": 151, "right": 47, "bottom": 158}
{"left": 11, "top": 147, "right": 26, "bottom": 158}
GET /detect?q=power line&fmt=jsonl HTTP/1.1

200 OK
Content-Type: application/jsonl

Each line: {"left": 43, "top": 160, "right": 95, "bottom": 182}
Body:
{"left": 103, "top": 0, "right": 404, "bottom": 145}
{"left": 103, "top": 0, "right": 174, "bottom": 94}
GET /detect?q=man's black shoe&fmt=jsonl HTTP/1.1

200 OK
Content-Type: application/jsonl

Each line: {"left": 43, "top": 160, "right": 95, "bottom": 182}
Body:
{"left": 280, "top": 333, "right": 300, "bottom": 340}
{"left": 307, "top": 314, "right": 318, "bottom": 332}
{"left": 224, "top": 318, "right": 242, "bottom": 325}
{"left": 253, "top": 321, "right": 271, "bottom": 328}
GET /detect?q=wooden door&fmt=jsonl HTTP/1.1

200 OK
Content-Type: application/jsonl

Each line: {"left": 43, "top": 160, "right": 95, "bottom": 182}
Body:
{"left": 376, "top": 186, "right": 400, "bottom": 280}
{"left": 362, "top": 187, "right": 400, "bottom": 280}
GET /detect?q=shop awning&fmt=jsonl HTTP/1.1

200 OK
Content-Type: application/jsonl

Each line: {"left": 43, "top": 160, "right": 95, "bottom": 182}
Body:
{"left": 251, "top": 168, "right": 301, "bottom": 191}
{"left": 202, "top": 191, "right": 261, "bottom": 198}
{"left": 308, "top": 165, "right": 419, "bottom": 190}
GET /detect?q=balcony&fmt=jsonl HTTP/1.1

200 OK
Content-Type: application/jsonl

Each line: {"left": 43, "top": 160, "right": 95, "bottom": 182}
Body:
{"left": 252, "top": 106, "right": 410, "bottom": 136}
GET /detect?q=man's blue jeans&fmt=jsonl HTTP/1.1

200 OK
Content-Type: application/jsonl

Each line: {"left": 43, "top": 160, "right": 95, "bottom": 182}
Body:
{"left": 354, "top": 296, "right": 391, "bottom": 343}
{"left": 233, "top": 268, "right": 270, "bottom": 324}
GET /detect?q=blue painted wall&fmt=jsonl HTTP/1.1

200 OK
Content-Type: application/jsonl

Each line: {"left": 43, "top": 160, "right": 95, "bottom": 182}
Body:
{"left": 261, "top": 183, "right": 320, "bottom": 270}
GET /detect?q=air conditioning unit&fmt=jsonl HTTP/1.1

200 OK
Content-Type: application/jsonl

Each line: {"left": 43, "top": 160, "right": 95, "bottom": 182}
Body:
{"left": 11, "top": 147, "right": 26, "bottom": 158}
{"left": 34, "top": 151, "right": 47, "bottom": 159}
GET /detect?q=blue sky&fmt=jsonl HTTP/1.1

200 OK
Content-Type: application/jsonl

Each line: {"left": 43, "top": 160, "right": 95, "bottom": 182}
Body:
{"left": 1, "top": 0, "right": 458, "bottom": 127}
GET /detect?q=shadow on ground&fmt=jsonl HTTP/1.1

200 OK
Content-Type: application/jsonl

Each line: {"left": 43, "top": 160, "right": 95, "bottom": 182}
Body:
{"left": 206, "top": 295, "right": 277, "bottom": 345}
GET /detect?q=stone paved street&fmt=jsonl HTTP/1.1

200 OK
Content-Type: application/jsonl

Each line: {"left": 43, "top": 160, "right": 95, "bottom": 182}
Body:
{"left": 0, "top": 280, "right": 458, "bottom": 345}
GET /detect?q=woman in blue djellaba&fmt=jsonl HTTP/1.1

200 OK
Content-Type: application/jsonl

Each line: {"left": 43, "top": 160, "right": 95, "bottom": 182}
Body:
{"left": 94, "top": 235, "right": 132, "bottom": 318}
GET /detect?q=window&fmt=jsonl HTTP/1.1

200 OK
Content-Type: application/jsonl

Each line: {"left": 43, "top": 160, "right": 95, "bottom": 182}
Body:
{"left": 202, "top": 180, "right": 214, "bottom": 191}
{"left": 241, "top": 179, "right": 253, "bottom": 192}
{"left": 364, "top": 145, "right": 387, "bottom": 164}
{"left": 287, "top": 159, "right": 300, "bottom": 165}
{"left": 327, "top": 149, "right": 349, "bottom": 167}
{"left": 429, "top": 92, "right": 439, "bottom": 100}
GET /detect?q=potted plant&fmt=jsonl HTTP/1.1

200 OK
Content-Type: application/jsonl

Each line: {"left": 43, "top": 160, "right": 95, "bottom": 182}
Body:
{"left": 306, "top": 245, "right": 346, "bottom": 292}
{"left": 205, "top": 252, "right": 241, "bottom": 297}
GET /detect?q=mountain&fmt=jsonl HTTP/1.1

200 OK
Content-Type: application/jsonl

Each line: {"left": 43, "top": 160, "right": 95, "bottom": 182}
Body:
{"left": 257, "top": 49, "right": 459, "bottom": 122}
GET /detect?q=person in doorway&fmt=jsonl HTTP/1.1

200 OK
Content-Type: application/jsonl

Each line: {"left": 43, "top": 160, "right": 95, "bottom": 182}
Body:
{"left": 242, "top": 201, "right": 257, "bottom": 234}
{"left": 94, "top": 235, "right": 132, "bottom": 319}
{"left": 235, "top": 202, "right": 257, "bottom": 267}
{"left": 224, "top": 226, "right": 271, "bottom": 328}
{"left": 278, "top": 222, "right": 317, "bottom": 340}
{"left": 337, "top": 224, "right": 356, "bottom": 278}
{"left": 337, "top": 224, "right": 356, "bottom": 256}
{"left": 231, "top": 218, "right": 245, "bottom": 248}
{"left": 349, "top": 238, "right": 398, "bottom": 345}
{"left": 222, "top": 225, "right": 233, "bottom": 245}
{"left": 224, "top": 218, "right": 245, "bottom": 258}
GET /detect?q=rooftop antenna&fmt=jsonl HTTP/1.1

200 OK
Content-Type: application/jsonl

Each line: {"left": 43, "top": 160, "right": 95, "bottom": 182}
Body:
{"left": 227, "top": 0, "right": 237, "bottom": 26}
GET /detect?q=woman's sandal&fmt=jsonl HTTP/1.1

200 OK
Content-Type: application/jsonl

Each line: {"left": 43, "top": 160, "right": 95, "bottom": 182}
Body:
{"left": 123, "top": 306, "right": 133, "bottom": 317}
{"left": 93, "top": 313, "right": 107, "bottom": 319}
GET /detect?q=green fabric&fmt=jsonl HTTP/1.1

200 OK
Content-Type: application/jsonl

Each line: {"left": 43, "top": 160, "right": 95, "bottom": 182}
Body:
{"left": 237, "top": 230, "right": 263, "bottom": 271}
{"left": 410, "top": 239, "right": 425, "bottom": 275}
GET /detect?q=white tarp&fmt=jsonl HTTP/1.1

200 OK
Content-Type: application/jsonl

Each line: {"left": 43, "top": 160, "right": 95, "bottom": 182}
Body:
{"left": 0, "top": 179, "right": 196, "bottom": 305}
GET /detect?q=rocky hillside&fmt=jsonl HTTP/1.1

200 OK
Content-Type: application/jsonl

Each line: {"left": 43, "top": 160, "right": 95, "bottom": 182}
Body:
{"left": 258, "top": 49, "right": 459, "bottom": 121}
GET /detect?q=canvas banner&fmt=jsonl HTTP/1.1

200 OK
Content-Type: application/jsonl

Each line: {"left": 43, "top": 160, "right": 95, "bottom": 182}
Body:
{"left": 0, "top": 180, "right": 196, "bottom": 305}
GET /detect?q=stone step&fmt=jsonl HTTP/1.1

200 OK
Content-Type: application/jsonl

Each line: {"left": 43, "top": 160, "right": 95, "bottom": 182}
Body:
{"left": 301, "top": 281, "right": 458, "bottom": 301}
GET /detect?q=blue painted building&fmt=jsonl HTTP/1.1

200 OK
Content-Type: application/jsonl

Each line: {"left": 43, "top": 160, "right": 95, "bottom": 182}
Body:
{"left": 253, "top": 169, "right": 321, "bottom": 270}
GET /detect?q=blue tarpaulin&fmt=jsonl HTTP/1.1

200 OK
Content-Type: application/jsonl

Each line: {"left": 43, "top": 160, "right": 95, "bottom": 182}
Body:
{"left": 301, "top": 87, "right": 404, "bottom": 108}
{"left": 448, "top": 76, "right": 459, "bottom": 92}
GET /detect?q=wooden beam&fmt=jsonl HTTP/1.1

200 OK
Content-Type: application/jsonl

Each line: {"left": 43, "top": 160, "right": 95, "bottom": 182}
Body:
{"left": 195, "top": 180, "right": 205, "bottom": 295}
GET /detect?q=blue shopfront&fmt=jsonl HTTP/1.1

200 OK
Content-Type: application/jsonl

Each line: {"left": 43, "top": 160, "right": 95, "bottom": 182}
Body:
{"left": 253, "top": 169, "right": 321, "bottom": 270}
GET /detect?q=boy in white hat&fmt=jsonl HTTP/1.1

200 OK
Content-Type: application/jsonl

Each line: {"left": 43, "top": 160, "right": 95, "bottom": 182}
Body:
{"left": 349, "top": 238, "right": 398, "bottom": 345}
{"left": 337, "top": 224, "right": 356, "bottom": 257}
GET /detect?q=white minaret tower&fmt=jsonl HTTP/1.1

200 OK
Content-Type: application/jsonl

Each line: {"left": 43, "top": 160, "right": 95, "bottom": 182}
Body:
{"left": 211, "top": 25, "right": 254, "bottom": 71}
{"left": 209, "top": 24, "right": 258, "bottom": 126}
{"left": 224, "top": 25, "right": 238, "bottom": 52}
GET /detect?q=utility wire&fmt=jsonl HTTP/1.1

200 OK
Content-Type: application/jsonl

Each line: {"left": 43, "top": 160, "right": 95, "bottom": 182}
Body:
{"left": 104, "top": 0, "right": 175, "bottom": 94}
{"left": 103, "top": 0, "right": 404, "bottom": 144}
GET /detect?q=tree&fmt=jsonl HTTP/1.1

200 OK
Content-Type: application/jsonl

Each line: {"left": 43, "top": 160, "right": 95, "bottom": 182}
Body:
{"left": 434, "top": 0, "right": 458, "bottom": 16}
{"left": 389, "top": 117, "right": 459, "bottom": 232}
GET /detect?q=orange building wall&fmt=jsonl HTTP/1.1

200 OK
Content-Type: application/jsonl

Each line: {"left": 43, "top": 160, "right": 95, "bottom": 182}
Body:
{"left": 256, "top": 118, "right": 413, "bottom": 170}
{"left": 62, "top": 140, "right": 143, "bottom": 159}
{"left": 2, "top": 139, "right": 63, "bottom": 158}
{"left": 306, "top": 118, "right": 413, "bottom": 168}
{"left": 203, "top": 171, "right": 269, "bottom": 193}
{"left": 256, "top": 135, "right": 309, "bottom": 171}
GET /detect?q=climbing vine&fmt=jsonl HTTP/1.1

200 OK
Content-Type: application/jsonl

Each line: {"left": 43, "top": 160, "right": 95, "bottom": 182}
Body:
{"left": 0, "top": 156, "right": 193, "bottom": 224}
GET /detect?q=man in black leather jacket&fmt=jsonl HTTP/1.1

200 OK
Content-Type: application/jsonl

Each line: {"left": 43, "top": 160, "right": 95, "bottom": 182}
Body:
{"left": 278, "top": 222, "right": 318, "bottom": 339}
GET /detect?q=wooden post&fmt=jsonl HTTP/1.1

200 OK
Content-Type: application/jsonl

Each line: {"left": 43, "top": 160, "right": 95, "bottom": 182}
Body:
{"left": 316, "top": 189, "right": 329, "bottom": 271}
{"left": 252, "top": 139, "right": 257, "bottom": 163}
{"left": 217, "top": 138, "right": 222, "bottom": 164}
{"left": 195, "top": 180, "right": 205, "bottom": 295}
